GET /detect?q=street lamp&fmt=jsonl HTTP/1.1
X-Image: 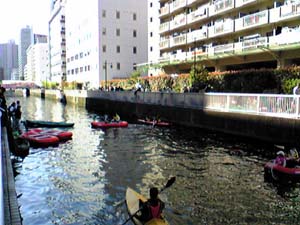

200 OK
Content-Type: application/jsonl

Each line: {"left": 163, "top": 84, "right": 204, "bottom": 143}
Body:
{"left": 103, "top": 60, "right": 113, "bottom": 90}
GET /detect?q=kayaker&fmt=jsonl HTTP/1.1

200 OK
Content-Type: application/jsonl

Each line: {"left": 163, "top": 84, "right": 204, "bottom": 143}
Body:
{"left": 275, "top": 151, "right": 286, "bottom": 167}
{"left": 136, "top": 187, "right": 165, "bottom": 222}
{"left": 111, "top": 113, "right": 120, "bottom": 122}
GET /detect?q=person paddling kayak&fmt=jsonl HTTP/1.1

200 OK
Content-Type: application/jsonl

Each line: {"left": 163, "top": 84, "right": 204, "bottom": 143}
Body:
{"left": 135, "top": 187, "right": 165, "bottom": 222}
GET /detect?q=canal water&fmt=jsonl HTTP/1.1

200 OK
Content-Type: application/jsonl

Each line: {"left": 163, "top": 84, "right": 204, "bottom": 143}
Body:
{"left": 7, "top": 95, "right": 300, "bottom": 225}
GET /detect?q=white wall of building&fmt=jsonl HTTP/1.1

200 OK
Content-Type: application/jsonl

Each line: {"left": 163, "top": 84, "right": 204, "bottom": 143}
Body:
{"left": 65, "top": 0, "right": 148, "bottom": 89}
{"left": 26, "top": 43, "right": 49, "bottom": 86}
{"left": 147, "top": 0, "right": 162, "bottom": 76}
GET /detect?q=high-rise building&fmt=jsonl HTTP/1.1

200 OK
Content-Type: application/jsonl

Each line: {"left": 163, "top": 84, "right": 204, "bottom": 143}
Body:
{"left": 0, "top": 40, "right": 19, "bottom": 80}
{"left": 147, "top": 0, "right": 163, "bottom": 76}
{"left": 49, "top": 0, "right": 66, "bottom": 84}
{"left": 18, "top": 26, "right": 33, "bottom": 80}
{"left": 64, "top": 0, "right": 148, "bottom": 89}
{"left": 25, "top": 43, "right": 49, "bottom": 86}
{"left": 155, "top": 0, "right": 300, "bottom": 73}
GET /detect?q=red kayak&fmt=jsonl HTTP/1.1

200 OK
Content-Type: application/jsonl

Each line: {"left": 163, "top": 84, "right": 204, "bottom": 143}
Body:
{"left": 264, "top": 159, "right": 300, "bottom": 183}
{"left": 21, "top": 128, "right": 72, "bottom": 147}
{"left": 21, "top": 131, "right": 59, "bottom": 148}
{"left": 91, "top": 121, "right": 128, "bottom": 128}
{"left": 138, "top": 119, "right": 171, "bottom": 127}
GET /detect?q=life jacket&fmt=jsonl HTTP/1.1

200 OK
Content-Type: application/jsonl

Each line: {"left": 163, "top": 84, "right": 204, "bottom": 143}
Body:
{"left": 149, "top": 202, "right": 161, "bottom": 219}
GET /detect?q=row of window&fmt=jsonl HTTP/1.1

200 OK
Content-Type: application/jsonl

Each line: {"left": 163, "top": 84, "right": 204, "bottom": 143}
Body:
{"left": 102, "top": 45, "right": 137, "bottom": 54}
{"left": 102, "top": 28, "right": 137, "bottom": 37}
{"left": 102, "top": 10, "right": 137, "bottom": 21}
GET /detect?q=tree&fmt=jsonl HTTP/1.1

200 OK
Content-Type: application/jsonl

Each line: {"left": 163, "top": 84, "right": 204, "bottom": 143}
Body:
{"left": 189, "top": 64, "right": 209, "bottom": 92}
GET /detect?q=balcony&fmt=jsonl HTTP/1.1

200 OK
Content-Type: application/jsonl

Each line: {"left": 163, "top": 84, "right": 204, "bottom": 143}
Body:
{"left": 235, "top": 0, "right": 257, "bottom": 8}
{"left": 170, "top": 33, "right": 187, "bottom": 47}
{"left": 187, "top": 28, "right": 207, "bottom": 44}
{"left": 269, "top": 2, "right": 300, "bottom": 23}
{"left": 170, "top": 13, "right": 187, "bottom": 30}
{"left": 159, "top": 38, "right": 170, "bottom": 49}
{"left": 269, "top": 27, "right": 300, "bottom": 47}
{"left": 187, "top": 4, "right": 208, "bottom": 24}
{"left": 208, "top": 19, "right": 234, "bottom": 38}
{"left": 209, "top": 43, "right": 234, "bottom": 56}
{"left": 235, "top": 10, "right": 269, "bottom": 31}
{"left": 159, "top": 21, "right": 170, "bottom": 33}
{"left": 170, "top": 0, "right": 187, "bottom": 13}
{"left": 209, "top": 0, "right": 234, "bottom": 16}
{"left": 160, "top": 3, "right": 170, "bottom": 17}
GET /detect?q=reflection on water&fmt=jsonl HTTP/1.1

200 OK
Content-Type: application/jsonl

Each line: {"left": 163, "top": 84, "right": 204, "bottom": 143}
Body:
{"left": 7, "top": 96, "right": 300, "bottom": 225}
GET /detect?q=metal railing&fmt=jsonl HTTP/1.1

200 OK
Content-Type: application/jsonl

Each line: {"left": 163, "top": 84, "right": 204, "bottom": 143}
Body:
{"left": 84, "top": 91, "right": 300, "bottom": 119}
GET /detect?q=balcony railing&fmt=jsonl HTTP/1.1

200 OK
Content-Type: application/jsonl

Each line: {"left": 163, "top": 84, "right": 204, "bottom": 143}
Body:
{"left": 187, "top": 5, "right": 208, "bottom": 24}
{"left": 170, "top": 34, "right": 187, "bottom": 47}
{"left": 159, "top": 39, "right": 170, "bottom": 49}
{"left": 209, "top": 0, "right": 234, "bottom": 16}
{"left": 159, "top": 21, "right": 170, "bottom": 33}
{"left": 208, "top": 19, "right": 234, "bottom": 37}
{"left": 170, "top": 0, "right": 187, "bottom": 13}
{"left": 170, "top": 13, "right": 187, "bottom": 30}
{"left": 158, "top": 31, "right": 300, "bottom": 64}
{"left": 160, "top": 4, "right": 170, "bottom": 17}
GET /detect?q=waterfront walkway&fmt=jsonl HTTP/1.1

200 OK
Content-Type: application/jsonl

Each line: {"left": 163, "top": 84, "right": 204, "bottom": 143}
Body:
{"left": 0, "top": 118, "right": 22, "bottom": 225}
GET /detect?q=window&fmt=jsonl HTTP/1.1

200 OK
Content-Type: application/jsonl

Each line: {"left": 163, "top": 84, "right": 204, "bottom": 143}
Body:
{"left": 117, "top": 62, "right": 120, "bottom": 70}
{"left": 150, "top": 32, "right": 153, "bottom": 37}
{"left": 102, "top": 10, "right": 106, "bottom": 18}
{"left": 116, "top": 45, "right": 120, "bottom": 53}
{"left": 133, "top": 46, "right": 137, "bottom": 54}
{"left": 116, "top": 11, "right": 120, "bottom": 19}
{"left": 133, "top": 13, "right": 137, "bottom": 21}
{"left": 116, "top": 28, "right": 120, "bottom": 36}
{"left": 150, "top": 17, "right": 153, "bottom": 22}
{"left": 150, "top": 2, "right": 153, "bottom": 7}
{"left": 102, "top": 27, "right": 106, "bottom": 35}
{"left": 103, "top": 45, "right": 106, "bottom": 53}
{"left": 150, "top": 46, "right": 153, "bottom": 52}
{"left": 133, "top": 30, "right": 137, "bottom": 37}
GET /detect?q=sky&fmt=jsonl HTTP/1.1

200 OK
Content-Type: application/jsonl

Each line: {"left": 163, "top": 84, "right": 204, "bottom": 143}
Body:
{"left": 0, "top": 0, "right": 50, "bottom": 44}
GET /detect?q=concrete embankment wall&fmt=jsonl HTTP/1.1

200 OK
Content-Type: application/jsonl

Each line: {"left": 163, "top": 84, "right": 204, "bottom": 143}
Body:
{"left": 24, "top": 89, "right": 300, "bottom": 146}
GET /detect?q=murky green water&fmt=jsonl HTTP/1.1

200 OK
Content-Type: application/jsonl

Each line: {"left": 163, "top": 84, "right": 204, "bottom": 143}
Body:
{"left": 7, "top": 95, "right": 300, "bottom": 225}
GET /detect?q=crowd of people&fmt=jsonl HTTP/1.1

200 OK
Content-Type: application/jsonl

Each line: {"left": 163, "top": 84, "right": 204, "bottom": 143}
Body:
{"left": 8, "top": 100, "right": 22, "bottom": 132}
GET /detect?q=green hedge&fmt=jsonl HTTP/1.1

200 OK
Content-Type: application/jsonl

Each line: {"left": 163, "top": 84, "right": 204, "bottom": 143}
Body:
{"left": 61, "top": 66, "right": 300, "bottom": 93}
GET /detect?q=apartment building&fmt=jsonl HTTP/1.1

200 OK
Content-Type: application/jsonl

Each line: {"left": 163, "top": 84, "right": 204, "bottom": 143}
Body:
{"left": 65, "top": 0, "right": 148, "bottom": 89}
{"left": 157, "top": 0, "right": 300, "bottom": 73}
{"left": 49, "top": 0, "right": 66, "bottom": 84}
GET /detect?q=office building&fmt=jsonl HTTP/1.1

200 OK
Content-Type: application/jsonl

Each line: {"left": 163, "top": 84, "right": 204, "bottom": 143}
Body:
{"left": 0, "top": 40, "right": 18, "bottom": 80}
{"left": 18, "top": 26, "right": 33, "bottom": 80}
{"left": 156, "top": 0, "right": 300, "bottom": 74}
{"left": 25, "top": 43, "right": 49, "bottom": 86}
{"left": 49, "top": 0, "right": 66, "bottom": 84}
{"left": 64, "top": 0, "right": 148, "bottom": 89}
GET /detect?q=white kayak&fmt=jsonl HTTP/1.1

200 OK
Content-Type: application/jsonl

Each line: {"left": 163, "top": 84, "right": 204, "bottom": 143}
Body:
{"left": 125, "top": 187, "right": 169, "bottom": 225}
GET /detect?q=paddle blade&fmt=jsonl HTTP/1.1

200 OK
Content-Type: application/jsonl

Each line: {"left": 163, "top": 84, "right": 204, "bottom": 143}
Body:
{"left": 165, "top": 176, "right": 176, "bottom": 189}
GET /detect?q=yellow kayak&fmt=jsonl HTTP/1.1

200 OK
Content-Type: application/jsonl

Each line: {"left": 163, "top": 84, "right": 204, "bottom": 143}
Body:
{"left": 125, "top": 187, "right": 169, "bottom": 225}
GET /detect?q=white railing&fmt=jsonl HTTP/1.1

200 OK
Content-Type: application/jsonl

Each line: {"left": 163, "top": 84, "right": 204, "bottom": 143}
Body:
{"left": 84, "top": 91, "right": 300, "bottom": 119}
